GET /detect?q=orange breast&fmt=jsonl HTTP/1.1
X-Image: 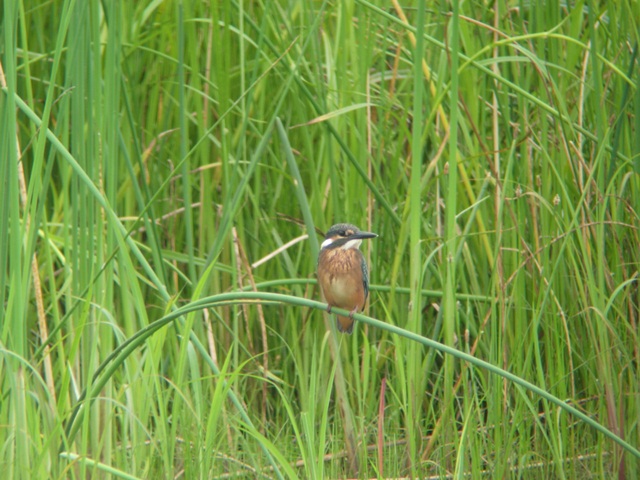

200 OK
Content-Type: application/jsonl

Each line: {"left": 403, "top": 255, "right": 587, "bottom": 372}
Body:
{"left": 317, "top": 248, "right": 367, "bottom": 312}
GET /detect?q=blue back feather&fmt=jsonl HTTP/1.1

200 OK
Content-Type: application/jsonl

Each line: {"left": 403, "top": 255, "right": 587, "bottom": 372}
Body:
{"left": 361, "top": 256, "right": 369, "bottom": 301}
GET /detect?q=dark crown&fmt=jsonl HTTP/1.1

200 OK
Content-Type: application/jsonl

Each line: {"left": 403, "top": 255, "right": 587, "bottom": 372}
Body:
{"left": 324, "top": 223, "right": 361, "bottom": 239}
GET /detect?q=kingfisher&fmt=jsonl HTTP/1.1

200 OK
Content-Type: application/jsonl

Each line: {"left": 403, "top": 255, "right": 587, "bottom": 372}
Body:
{"left": 317, "top": 223, "right": 377, "bottom": 333}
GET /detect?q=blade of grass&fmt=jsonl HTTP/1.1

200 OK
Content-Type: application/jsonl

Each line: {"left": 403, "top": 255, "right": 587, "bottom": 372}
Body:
{"left": 72, "top": 290, "right": 640, "bottom": 461}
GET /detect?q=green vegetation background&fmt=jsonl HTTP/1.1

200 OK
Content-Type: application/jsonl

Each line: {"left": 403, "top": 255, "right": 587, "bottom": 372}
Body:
{"left": 1, "top": 0, "right": 639, "bottom": 478}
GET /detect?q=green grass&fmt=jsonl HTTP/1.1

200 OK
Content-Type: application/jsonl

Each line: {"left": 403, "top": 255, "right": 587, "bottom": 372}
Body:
{"left": 2, "top": 0, "right": 639, "bottom": 478}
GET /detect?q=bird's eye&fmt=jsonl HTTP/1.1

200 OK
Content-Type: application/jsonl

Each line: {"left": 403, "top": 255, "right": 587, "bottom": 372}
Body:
{"left": 339, "top": 230, "right": 347, "bottom": 236}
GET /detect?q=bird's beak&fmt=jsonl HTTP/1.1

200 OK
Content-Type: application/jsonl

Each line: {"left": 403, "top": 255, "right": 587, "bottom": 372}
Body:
{"left": 353, "top": 231, "right": 378, "bottom": 240}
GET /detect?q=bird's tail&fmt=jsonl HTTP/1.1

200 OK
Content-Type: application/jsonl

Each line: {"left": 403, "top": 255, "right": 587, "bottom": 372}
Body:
{"left": 336, "top": 315, "right": 354, "bottom": 334}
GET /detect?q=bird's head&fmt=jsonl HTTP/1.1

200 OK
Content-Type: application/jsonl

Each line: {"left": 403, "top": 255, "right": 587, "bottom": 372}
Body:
{"left": 320, "top": 223, "right": 378, "bottom": 250}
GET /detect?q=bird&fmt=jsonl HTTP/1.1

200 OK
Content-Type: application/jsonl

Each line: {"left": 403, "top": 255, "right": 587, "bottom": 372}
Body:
{"left": 317, "top": 223, "right": 377, "bottom": 333}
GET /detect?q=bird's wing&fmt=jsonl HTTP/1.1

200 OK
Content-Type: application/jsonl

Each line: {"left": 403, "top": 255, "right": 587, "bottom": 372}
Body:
{"left": 361, "top": 255, "right": 369, "bottom": 307}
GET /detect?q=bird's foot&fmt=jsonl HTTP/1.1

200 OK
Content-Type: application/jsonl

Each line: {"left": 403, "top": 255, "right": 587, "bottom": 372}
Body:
{"left": 349, "top": 306, "right": 358, "bottom": 318}
{"left": 326, "top": 304, "right": 332, "bottom": 314}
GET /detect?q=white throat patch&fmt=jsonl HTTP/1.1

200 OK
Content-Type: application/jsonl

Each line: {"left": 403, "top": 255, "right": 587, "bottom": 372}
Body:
{"left": 321, "top": 237, "right": 363, "bottom": 250}
{"left": 341, "top": 239, "right": 362, "bottom": 250}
